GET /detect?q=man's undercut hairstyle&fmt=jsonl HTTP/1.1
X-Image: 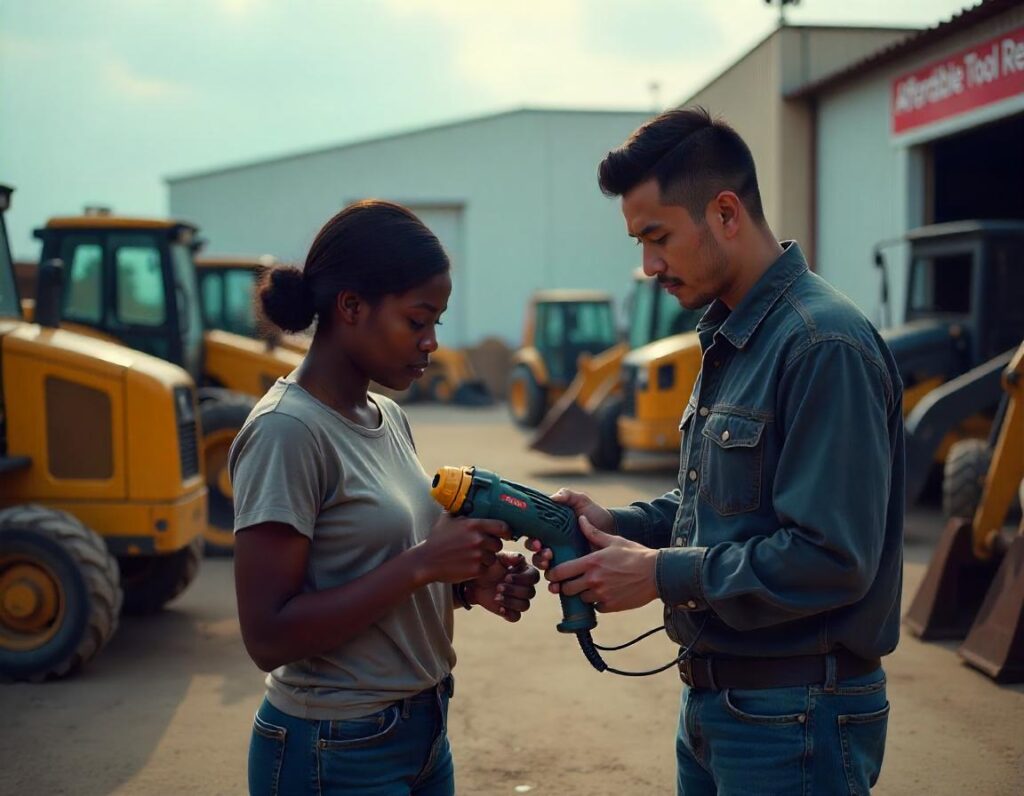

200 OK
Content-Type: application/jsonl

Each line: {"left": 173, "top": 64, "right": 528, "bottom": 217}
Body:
{"left": 598, "top": 106, "right": 765, "bottom": 224}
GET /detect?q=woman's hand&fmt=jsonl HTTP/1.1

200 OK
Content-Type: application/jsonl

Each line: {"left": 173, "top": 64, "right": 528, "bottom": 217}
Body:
{"left": 412, "top": 513, "right": 511, "bottom": 585}
{"left": 464, "top": 552, "right": 540, "bottom": 622}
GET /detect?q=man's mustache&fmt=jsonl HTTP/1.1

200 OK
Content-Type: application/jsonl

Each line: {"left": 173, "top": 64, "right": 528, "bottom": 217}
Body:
{"left": 657, "top": 276, "right": 683, "bottom": 288}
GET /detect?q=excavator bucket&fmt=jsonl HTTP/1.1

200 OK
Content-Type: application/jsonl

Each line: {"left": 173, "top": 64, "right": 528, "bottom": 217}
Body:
{"left": 530, "top": 398, "right": 600, "bottom": 456}
{"left": 959, "top": 534, "right": 1024, "bottom": 682}
{"left": 528, "top": 343, "right": 627, "bottom": 456}
{"left": 905, "top": 518, "right": 1002, "bottom": 640}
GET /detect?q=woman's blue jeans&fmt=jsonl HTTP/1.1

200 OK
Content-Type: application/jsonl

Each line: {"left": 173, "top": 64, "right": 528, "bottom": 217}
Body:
{"left": 676, "top": 666, "right": 889, "bottom": 795}
{"left": 248, "top": 676, "right": 454, "bottom": 796}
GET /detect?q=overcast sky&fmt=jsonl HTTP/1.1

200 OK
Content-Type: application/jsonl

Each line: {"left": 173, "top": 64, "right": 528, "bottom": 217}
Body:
{"left": 1, "top": 0, "right": 975, "bottom": 257}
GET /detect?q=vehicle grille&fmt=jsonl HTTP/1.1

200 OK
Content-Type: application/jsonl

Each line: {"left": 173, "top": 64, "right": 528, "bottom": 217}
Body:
{"left": 174, "top": 386, "right": 200, "bottom": 480}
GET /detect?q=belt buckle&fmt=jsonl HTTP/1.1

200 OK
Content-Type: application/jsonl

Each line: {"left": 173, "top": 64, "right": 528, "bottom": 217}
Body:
{"left": 678, "top": 656, "right": 693, "bottom": 686}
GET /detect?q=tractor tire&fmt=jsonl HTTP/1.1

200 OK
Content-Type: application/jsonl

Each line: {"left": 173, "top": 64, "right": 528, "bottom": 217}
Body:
{"left": 200, "top": 393, "right": 257, "bottom": 556}
{"left": 118, "top": 536, "right": 203, "bottom": 615}
{"left": 0, "top": 505, "right": 122, "bottom": 681}
{"left": 507, "top": 365, "right": 546, "bottom": 428}
{"left": 942, "top": 438, "right": 991, "bottom": 520}
{"left": 588, "top": 398, "right": 624, "bottom": 471}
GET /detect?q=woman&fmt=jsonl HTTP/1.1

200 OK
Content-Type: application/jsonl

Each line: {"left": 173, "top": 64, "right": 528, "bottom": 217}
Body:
{"left": 230, "top": 200, "right": 539, "bottom": 795}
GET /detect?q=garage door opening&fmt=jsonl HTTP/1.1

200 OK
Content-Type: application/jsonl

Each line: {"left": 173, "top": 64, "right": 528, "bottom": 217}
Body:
{"left": 929, "top": 111, "right": 1024, "bottom": 224}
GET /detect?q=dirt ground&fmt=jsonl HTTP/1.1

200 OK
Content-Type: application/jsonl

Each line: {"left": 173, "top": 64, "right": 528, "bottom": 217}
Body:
{"left": 2, "top": 403, "right": 1023, "bottom": 795}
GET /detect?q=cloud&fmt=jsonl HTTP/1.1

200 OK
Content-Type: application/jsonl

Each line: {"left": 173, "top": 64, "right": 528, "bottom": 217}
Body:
{"left": 376, "top": 0, "right": 777, "bottom": 109}
{"left": 102, "top": 57, "right": 192, "bottom": 101}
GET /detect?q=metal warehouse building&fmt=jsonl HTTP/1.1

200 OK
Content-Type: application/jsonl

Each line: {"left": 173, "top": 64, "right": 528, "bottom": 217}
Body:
{"left": 166, "top": 109, "right": 653, "bottom": 348}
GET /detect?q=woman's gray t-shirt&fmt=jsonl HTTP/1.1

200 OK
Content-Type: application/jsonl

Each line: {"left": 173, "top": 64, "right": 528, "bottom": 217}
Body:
{"left": 229, "top": 379, "right": 453, "bottom": 720}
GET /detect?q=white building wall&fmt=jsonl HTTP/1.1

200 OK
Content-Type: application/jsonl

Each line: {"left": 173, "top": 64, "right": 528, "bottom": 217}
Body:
{"left": 167, "top": 110, "right": 651, "bottom": 347}
{"left": 815, "top": 6, "right": 1024, "bottom": 328}
{"left": 816, "top": 79, "right": 911, "bottom": 328}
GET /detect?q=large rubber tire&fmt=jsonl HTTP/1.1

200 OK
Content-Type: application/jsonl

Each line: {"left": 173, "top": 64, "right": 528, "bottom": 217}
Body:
{"left": 118, "top": 537, "right": 203, "bottom": 615}
{"left": 200, "top": 393, "right": 257, "bottom": 556}
{"left": 507, "top": 365, "right": 547, "bottom": 428}
{"left": 588, "top": 398, "right": 624, "bottom": 471}
{"left": 0, "top": 505, "right": 122, "bottom": 681}
{"left": 942, "top": 438, "right": 991, "bottom": 520}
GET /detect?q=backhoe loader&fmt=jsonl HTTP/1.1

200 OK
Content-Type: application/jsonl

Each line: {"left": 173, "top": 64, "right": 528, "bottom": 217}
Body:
{"left": 906, "top": 341, "right": 1024, "bottom": 683}
{"left": 508, "top": 290, "right": 618, "bottom": 427}
{"left": 0, "top": 185, "right": 207, "bottom": 681}
{"left": 31, "top": 213, "right": 303, "bottom": 554}
{"left": 529, "top": 270, "right": 702, "bottom": 470}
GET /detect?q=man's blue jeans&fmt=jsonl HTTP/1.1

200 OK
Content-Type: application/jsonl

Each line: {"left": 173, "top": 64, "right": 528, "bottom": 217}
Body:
{"left": 676, "top": 667, "right": 889, "bottom": 795}
{"left": 248, "top": 677, "right": 454, "bottom": 796}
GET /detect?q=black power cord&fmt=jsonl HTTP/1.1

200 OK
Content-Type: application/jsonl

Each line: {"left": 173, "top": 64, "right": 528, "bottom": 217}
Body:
{"left": 576, "top": 616, "right": 709, "bottom": 677}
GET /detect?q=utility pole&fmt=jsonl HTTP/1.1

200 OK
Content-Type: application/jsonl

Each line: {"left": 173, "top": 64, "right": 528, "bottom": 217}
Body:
{"left": 648, "top": 81, "right": 661, "bottom": 113}
{"left": 764, "top": 0, "right": 800, "bottom": 27}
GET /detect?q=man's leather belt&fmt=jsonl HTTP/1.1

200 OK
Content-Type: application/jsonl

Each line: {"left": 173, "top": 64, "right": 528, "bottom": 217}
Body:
{"left": 677, "top": 650, "right": 880, "bottom": 690}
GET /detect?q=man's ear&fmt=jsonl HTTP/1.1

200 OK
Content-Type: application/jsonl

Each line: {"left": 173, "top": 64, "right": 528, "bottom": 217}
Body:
{"left": 335, "top": 290, "right": 362, "bottom": 325}
{"left": 711, "top": 191, "right": 742, "bottom": 239}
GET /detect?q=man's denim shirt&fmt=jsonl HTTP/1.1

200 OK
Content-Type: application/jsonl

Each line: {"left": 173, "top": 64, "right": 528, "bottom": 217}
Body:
{"left": 611, "top": 242, "right": 905, "bottom": 661}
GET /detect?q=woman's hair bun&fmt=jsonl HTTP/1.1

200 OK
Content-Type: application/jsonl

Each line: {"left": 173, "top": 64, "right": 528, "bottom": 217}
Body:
{"left": 256, "top": 264, "right": 316, "bottom": 333}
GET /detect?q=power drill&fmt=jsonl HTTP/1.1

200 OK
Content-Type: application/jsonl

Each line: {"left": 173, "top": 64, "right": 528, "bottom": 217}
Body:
{"left": 431, "top": 465, "right": 610, "bottom": 670}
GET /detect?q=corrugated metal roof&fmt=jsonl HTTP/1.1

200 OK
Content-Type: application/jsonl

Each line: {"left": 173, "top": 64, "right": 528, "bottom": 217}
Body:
{"left": 786, "top": 0, "right": 1019, "bottom": 98}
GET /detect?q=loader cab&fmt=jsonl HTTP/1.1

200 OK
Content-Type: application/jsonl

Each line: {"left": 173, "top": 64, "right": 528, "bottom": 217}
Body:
{"left": 904, "top": 221, "right": 1024, "bottom": 366}
{"left": 627, "top": 270, "right": 703, "bottom": 350}
{"left": 531, "top": 292, "right": 616, "bottom": 387}
{"left": 195, "top": 256, "right": 273, "bottom": 339}
{"left": 34, "top": 215, "right": 205, "bottom": 382}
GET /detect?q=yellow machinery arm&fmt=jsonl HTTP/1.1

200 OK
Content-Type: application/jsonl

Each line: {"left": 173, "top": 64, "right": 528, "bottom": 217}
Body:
{"left": 971, "top": 343, "right": 1024, "bottom": 559}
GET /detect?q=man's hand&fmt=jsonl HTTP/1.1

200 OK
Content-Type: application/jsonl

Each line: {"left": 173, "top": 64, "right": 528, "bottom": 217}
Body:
{"left": 543, "top": 516, "right": 659, "bottom": 613}
{"left": 465, "top": 551, "right": 540, "bottom": 622}
{"left": 526, "top": 488, "right": 614, "bottom": 570}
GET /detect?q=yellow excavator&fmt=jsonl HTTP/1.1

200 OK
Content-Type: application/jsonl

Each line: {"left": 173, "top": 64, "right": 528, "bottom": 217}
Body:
{"left": 193, "top": 253, "right": 492, "bottom": 406}
{"left": 0, "top": 184, "right": 207, "bottom": 680}
{"left": 27, "top": 213, "right": 303, "bottom": 554}
{"left": 529, "top": 271, "right": 703, "bottom": 469}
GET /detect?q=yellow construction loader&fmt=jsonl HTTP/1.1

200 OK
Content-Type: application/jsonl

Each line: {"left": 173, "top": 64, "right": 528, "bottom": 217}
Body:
{"left": 906, "top": 340, "right": 1024, "bottom": 682}
{"left": 29, "top": 214, "right": 303, "bottom": 554}
{"left": 0, "top": 184, "right": 207, "bottom": 681}
{"left": 194, "top": 254, "right": 491, "bottom": 406}
{"left": 508, "top": 290, "right": 618, "bottom": 427}
{"left": 529, "top": 271, "right": 703, "bottom": 469}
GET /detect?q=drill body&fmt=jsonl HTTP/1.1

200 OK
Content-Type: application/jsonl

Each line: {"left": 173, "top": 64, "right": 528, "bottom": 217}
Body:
{"left": 431, "top": 466, "right": 596, "bottom": 634}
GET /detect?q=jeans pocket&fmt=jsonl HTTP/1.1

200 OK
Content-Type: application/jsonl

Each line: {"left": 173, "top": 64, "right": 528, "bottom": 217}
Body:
{"left": 838, "top": 701, "right": 890, "bottom": 796}
{"left": 249, "top": 711, "right": 287, "bottom": 796}
{"left": 700, "top": 411, "right": 765, "bottom": 516}
{"left": 723, "top": 686, "right": 808, "bottom": 726}
{"left": 319, "top": 704, "right": 401, "bottom": 750}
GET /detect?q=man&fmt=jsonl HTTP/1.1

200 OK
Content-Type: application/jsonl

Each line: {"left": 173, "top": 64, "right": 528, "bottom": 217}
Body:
{"left": 528, "top": 107, "right": 904, "bottom": 794}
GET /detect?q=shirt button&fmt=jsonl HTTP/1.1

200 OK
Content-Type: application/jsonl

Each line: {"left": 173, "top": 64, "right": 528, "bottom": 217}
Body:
{"left": 686, "top": 600, "right": 698, "bottom": 609}
{"left": 699, "top": 406, "right": 709, "bottom": 417}
{"left": 674, "top": 538, "right": 685, "bottom": 547}
{"left": 721, "top": 430, "right": 730, "bottom": 442}
{"left": 688, "top": 469, "right": 698, "bottom": 482}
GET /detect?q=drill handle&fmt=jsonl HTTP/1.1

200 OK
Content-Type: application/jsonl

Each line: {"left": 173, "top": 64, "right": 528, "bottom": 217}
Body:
{"left": 550, "top": 544, "right": 597, "bottom": 634}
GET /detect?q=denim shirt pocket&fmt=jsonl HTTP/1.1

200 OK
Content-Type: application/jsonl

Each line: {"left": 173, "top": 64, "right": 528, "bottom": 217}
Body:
{"left": 699, "top": 411, "right": 766, "bottom": 516}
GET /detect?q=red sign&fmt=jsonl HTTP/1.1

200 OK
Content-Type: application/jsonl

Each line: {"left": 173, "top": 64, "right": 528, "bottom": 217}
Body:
{"left": 499, "top": 494, "right": 527, "bottom": 510}
{"left": 891, "top": 25, "right": 1024, "bottom": 135}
